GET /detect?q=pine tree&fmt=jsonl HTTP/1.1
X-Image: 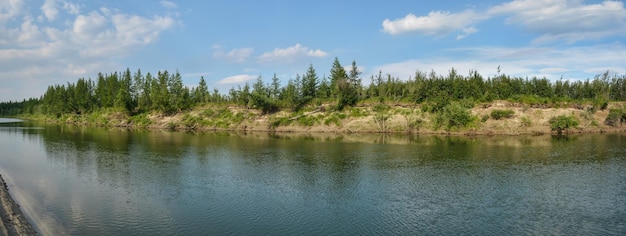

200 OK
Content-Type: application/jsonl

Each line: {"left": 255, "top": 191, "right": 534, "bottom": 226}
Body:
{"left": 114, "top": 69, "right": 133, "bottom": 111}
{"left": 194, "top": 76, "right": 210, "bottom": 104}
{"left": 140, "top": 72, "right": 153, "bottom": 110}
{"left": 270, "top": 73, "right": 281, "bottom": 99}
{"left": 169, "top": 70, "right": 187, "bottom": 111}
{"left": 132, "top": 69, "right": 144, "bottom": 110}
{"left": 329, "top": 57, "right": 347, "bottom": 98}
{"left": 302, "top": 64, "right": 319, "bottom": 103}
{"left": 318, "top": 75, "right": 330, "bottom": 99}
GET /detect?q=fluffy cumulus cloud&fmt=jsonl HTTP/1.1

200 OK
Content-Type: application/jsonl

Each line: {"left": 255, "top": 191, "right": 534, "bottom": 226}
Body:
{"left": 0, "top": 1, "right": 177, "bottom": 101}
{"left": 218, "top": 74, "right": 257, "bottom": 84}
{"left": 40, "top": 0, "right": 80, "bottom": 21}
{"left": 383, "top": 0, "right": 626, "bottom": 42}
{"left": 258, "top": 43, "right": 328, "bottom": 63}
{"left": 382, "top": 10, "right": 485, "bottom": 37}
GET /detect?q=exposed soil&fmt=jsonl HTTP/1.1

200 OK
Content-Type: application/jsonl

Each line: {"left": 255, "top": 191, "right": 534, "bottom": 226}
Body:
{"left": 0, "top": 175, "right": 37, "bottom": 236}
{"left": 141, "top": 101, "right": 626, "bottom": 135}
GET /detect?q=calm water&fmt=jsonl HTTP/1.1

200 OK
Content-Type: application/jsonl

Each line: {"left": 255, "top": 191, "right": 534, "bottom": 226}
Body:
{"left": 0, "top": 119, "right": 625, "bottom": 235}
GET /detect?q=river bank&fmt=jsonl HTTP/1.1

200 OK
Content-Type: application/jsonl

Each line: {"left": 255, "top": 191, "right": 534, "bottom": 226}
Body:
{"left": 22, "top": 100, "right": 626, "bottom": 135}
{"left": 0, "top": 175, "right": 37, "bottom": 236}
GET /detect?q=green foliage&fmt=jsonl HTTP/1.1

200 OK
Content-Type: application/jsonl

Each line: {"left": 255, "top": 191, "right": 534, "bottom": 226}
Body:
{"left": 604, "top": 108, "right": 626, "bottom": 127}
{"left": 249, "top": 92, "right": 279, "bottom": 114}
{"left": 372, "top": 102, "right": 391, "bottom": 132}
{"left": 296, "top": 115, "right": 318, "bottom": 126}
{"left": 349, "top": 107, "right": 368, "bottom": 118}
{"left": 324, "top": 113, "right": 343, "bottom": 126}
{"left": 129, "top": 113, "right": 152, "bottom": 127}
{"left": 270, "top": 116, "right": 292, "bottom": 127}
{"left": 520, "top": 116, "right": 532, "bottom": 127}
{"left": 593, "top": 98, "right": 609, "bottom": 111}
{"left": 481, "top": 114, "right": 490, "bottom": 122}
{"left": 490, "top": 109, "right": 515, "bottom": 120}
{"left": 549, "top": 115, "right": 579, "bottom": 134}
{"left": 181, "top": 114, "right": 202, "bottom": 129}
{"left": 3, "top": 59, "right": 626, "bottom": 130}
{"left": 421, "top": 91, "right": 451, "bottom": 113}
{"left": 434, "top": 102, "right": 476, "bottom": 131}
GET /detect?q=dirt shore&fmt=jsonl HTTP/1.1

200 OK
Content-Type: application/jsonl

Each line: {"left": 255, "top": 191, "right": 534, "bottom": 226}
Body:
{"left": 136, "top": 101, "right": 626, "bottom": 135}
{"left": 0, "top": 175, "right": 37, "bottom": 236}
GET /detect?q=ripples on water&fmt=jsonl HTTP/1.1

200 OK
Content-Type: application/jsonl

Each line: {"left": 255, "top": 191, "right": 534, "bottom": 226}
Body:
{"left": 0, "top": 122, "right": 625, "bottom": 235}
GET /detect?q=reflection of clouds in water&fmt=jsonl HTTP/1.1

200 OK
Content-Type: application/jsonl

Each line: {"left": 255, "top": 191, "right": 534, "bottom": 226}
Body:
{"left": 0, "top": 118, "right": 24, "bottom": 123}
{"left": 2, "top": 126, "right": 626, "bottom": 235}
{"left": 0, "top": 166, "right": 68, "bottom": 235}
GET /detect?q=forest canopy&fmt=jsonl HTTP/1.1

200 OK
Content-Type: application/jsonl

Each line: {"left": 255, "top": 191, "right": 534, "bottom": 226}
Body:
{"left": 1, "top": 57, "right": 625, "bottom": 117}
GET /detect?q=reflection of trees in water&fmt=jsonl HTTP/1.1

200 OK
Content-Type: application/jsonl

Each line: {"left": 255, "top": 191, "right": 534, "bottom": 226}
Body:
{"left": 36, "top": 125, "right": 624, "bottom": 200}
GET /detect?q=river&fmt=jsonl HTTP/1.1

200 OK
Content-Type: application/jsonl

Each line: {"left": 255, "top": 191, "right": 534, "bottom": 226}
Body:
{"left": 0, "top": 119, "right": 625, "bottom": 235}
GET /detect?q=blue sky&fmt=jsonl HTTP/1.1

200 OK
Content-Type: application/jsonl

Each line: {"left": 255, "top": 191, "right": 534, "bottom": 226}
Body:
{"left": 1, "top": 0, "right": 625, "bottom": 101}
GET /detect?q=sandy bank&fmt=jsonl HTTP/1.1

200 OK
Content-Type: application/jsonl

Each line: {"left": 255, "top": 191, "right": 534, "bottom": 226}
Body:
{"left": 139, "top": 101, "right": 626, "bottom": 135}
{"left": 35, "top": 101, "right": 626, "bottom": 136}
{"left": 0, "top": 175, "right": 37, "bottom": 236}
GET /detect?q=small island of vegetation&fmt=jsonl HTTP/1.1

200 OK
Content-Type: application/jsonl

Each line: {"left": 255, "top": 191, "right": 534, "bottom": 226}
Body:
{"left": 1, "top": 58, "right": 626, "bottom": 135}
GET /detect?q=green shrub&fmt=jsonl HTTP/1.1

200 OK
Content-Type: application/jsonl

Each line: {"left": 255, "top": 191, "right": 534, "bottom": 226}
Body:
{"left": 129, "top": 113, "right": 152, "bottom": 127}
{"left": 434, "top": 102, "right": 476, "bottom": 131}
{"left": 549, "top": 115, "right": 579, "bottom": 134}
{"left": 269, "top": 117, "right": 289, "bottom": 127}
{"left": 490, "top": 109, "right": 515, "bottom": 120}
{"left": 349, "top": 108, "right": 367, "bottom": 118}
{"left": 481, "top": 114, "right": 489, "bottom": 122}
{"left": 408, "top": 118, "right": 423, "bottom": 129}
{"left": 181, "top": 114, "right": 202, "bottom": 129}
{"left": 297, "top": 115, "right": 318, "bottom": 126}
{"left": 605, "top": 109, "right": 626, "bottom": 127}
{"left": 201, "top": 109, "right": 216, "bottom": 118}
{"left": 458, "top": 99, "right": 475, "bottom": 109}
{"left": 231, "top": 112, "right": 245, "bottom": 124}
{"left": 324, "top": 114, "right": 341, "bottom": 126}
{"left": 520, "top": 116, "right": 532, "bottom": 127}
{"left": 593, "top": 98, "right": 609, "bottom": 111}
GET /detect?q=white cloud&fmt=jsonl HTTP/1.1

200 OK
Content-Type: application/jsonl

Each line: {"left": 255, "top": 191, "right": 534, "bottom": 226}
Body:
{"left": 41, "top": 0, "right": 58, "bottom": 21}
{"left": 62, "top": 1, "right": 80, "bottom": 15}
{"left": 383, "top": 0, "right": 626, "bottom": 43}
{"left": 72, "top": 11, "right": 109, "bottom": 42}
{"left": 491, "top": 0, "right": 626, "bottom": 43}
{"left": 0, "top": 2, "right": 178, "bottom": 101}
{"left": 160, "top": 0, "right": 178, "bottom": 9}
{"left": 456, "top": 26, "right": 477, "bottom": 40}
{"left": 371, "top": 43, "right": 626, "bottom": 81}
{"left": 111, "top": 14, "right": 175, "bottom": 48}
{"left": 382, "top": 11, "right": 484, "bottom": 36}
{"left": 218, "top": 74, "right": 257, "bottom": 85}
{"left": 213, "top": 47, "right": 255, "bottom": 63}
{"left": 0, "top": 0, "right": 23, "bottom": 24}
{"left": 258, "top": 43, "right": 328, "bottom": 63}
{"left": 17, "top": 17, "right": 44, "bottom": 46}
{"left": 39, "top": 0, "right": 80, "bottom": 21}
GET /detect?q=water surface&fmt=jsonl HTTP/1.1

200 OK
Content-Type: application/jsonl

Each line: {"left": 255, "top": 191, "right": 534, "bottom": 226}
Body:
{"left": 0, "top": 121, "right": 625, "bottom": 235}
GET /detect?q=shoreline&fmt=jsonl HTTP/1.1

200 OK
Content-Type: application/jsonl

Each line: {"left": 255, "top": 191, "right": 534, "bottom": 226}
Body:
{"left": 23, "top": 100, "right": 626, "bottom": 136}
{"left": 0, "top": 175, "right": 37, "bottom": 236}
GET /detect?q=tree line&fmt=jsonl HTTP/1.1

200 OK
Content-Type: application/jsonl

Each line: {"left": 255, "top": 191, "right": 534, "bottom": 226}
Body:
{"left": 1, "top": 57, "right": 626, "bottom": 117}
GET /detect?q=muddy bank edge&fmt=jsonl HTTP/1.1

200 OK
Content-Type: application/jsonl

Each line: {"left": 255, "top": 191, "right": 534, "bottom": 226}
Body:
{"left": 0, "top": 174, "right": 37, "bottom": 236}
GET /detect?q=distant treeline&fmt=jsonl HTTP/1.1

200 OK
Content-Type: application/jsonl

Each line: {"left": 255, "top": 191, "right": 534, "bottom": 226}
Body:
{"left": 1, "top": 57, "right": 626, "bottom": 116}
